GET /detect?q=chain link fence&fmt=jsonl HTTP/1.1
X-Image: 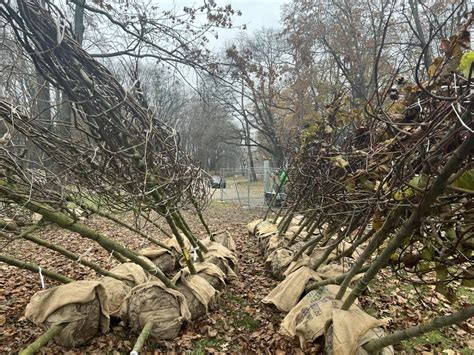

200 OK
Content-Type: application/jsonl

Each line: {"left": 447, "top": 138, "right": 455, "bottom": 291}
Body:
{"left": 208, "top": 161, "right": 276, "bottom": 207}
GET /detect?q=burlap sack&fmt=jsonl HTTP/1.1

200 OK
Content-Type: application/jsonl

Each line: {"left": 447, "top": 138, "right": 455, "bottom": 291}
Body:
{"left": 202, "top": 239, "right": 238, "bottom": 269}
{"left": 265, "top": 234, "right": 286, "bottom": 257}
{"left": 356, "top": 327, "right": 395, "bottom": 355}
{"left": 173, "top": 262, "right": 225, "bottom": 298}
{"left": 213, "top": 232, "right": 236, "bottom": 252}
{"left": 206, "top": 255, "right": 238, "bottom": 281}
{"left": 139, "top": 247, "right": 176, "bottom": 274}
{"left": 325, "top": 308, "right": 388, "bottom": 355}
{"left": 318, "top": 264, "right": 347, "bottom": 279}
{"left": 281, "top": 246, "right": 340, "bottom": 277}
{"left": 25, "top": 281, "right": 109, "bottom": 347}
{"left": 280, "top": 285, "right": 360, "bottom": 349}
{"left": 247, "top": 219, "right": 263, "bottom": 234}
{"left": 200, "top": 239, "right": 238, "bottom": 282}
{"left": 120, "top": 281, "right": 190, "bottom": 340}
{"left": 257, "top": 232, "right": 276, "bottom": 255}
{"left": 280, "top": 290, "right": 336, "bottom": 344}
{"left": 287, "top": 225, "right": 309, "bottom": 240}
{"left": 255, "top": 220, "right": 278, "bottom": 236}
{"left": 162, "top": 236, "right": 191, "bottom": 256}
{"left": 109, "top": 262, "right": 148, "bottom": 287}
{"left": 277, "top": 215, "right": 303, "bottom": 228}
{"left": 265, "top": 248, "right": 294, "bottom": 280}
{"left": 287, "top": 239, "right": 309, "bottom": 254}
{"left": 139, "top": 247, "right": 169, "bottom": 259}
{"left": 283, "top": 255, "right": 316, "bottom": 277}
{"left": 173, "top": 273, "right": 216, "bottom": 320}
{"left": 100, "top": 276, "right": 131, "bottom": 316}
{"left": 287, "top": 225, "right": 300, "bottom": 234}
{"left": 262, "top": 266, "right": 323, "bottom": 312}
{"left": 310, "top": 245, "right": 338, "bottom": 262}
{"left": 292, "top": 215, "right": 304, "bottom": 225}
{"left": 335, "top": 241, "right": 353, "bottom": 255}
{"left": 191, "top": 262, "right": 227, "bottom": 290}
{"left": 172, "top": 262, "right": 223, "bottom": 319}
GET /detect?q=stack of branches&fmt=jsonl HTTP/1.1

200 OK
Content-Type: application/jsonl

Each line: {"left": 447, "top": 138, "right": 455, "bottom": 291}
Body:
{"left": 253, "top": 9, "right": 473, "bottom": 353}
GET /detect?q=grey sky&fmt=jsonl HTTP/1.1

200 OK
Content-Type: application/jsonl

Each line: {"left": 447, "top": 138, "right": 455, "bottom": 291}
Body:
{"left": 159, "top": 0, "right": 289, "bottom": 49}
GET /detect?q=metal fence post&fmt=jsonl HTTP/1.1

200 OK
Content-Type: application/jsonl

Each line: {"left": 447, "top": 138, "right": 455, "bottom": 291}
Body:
{"left": 264, "top": 160, "right": 270, "bottom": 193}
{"left": 220, "top": 168, "right": 224, "bottom": 202}
{"left": 247, "top": 166, "right": 250, "bottom": 206}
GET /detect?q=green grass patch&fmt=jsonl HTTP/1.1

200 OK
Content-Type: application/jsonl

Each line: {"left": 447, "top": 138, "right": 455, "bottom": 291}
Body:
{"left": 402, "top": 330, "right": 473, "bottom": 354}
{"left": 220, "top": 293, "right": 260, "bottom": 331}
{"left": 401, "top": 330, "right": 452, "bottom": 351}
{"left": 190, "top": 338, "right": 226, "bottom": 355}
{"left": 222, "top": 293, "right": 246, "bottom": 305}
{"left": 208, "top": 199, "right": 234, "bottom": 208}
{"left": 234, "top": 313, "right": 260, "bottom": 332}
{"left": 456, "top": 286, "right": 474, "bottom": 303}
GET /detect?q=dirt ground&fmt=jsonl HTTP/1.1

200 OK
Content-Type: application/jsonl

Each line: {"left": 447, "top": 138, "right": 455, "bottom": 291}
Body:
{"left": 0, "top": 203, "right": 472, "bottom": 353}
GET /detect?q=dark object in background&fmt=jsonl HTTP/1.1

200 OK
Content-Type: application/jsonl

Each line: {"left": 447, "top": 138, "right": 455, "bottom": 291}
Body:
{"left": 264, "top": 191, "right": 286, "bottom": 207}
{"left": 209, "top": 176, "right": 226, "bottom": 189}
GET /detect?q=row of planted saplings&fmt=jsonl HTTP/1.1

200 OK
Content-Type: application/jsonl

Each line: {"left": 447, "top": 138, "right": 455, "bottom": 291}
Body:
{"left": 246, "top": 213, "right": 397, "bottom": 354}
{"left": 249, "top": 198, "right": 474, "bottom": 354}
{"left": 21, "top": 233, "right": 237, "bottom": 355}
{"left": 0, "top": 194, "right": 237, "bottom": 355}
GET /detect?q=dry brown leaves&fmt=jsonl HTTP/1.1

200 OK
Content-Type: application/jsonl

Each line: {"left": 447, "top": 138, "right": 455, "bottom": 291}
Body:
{"left": 0, "top": 204, "right": 472, "bottom": 353}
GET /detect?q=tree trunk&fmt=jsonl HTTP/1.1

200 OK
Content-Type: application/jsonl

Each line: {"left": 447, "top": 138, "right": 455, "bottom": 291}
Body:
{"left": 408, "top": 0, "right": 432, "bottom": 72}
{"left": 0, "top": 253, "right": 73, "bottom": 284}
{"left": 19, "top": 324, "right": 66, "bottom": 355}
{"left": 131, "top": 321, "right": 153, "bottom": 354}
{"left": 342, "top": 132, "right": 474, "bottom": 310}
{"left": 335, "top": 206, "right": 403, "bottom": 300}
{"left": 20, "top": 226, "right": 123, "bottom": 280}
{"left": 363, "top": 306, "right": 474, "bottom": 353}
{"left": 68, "top": 196, "right": 171, "bottom": 250}
{"left": 0, "top": 185, "right": 176, "bottom": 289}
{"left": 245, "top": 119, "right": 258, "bottom": 182}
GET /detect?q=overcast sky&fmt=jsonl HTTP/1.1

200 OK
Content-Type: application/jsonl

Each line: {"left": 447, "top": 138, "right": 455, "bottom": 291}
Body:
{"left": 159, "top": 0, "right": 290, "bottom": 49}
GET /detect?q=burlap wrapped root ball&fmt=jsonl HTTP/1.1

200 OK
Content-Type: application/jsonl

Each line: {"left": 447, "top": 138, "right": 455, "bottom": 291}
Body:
{"left": 265, "top": 247, "right": 294, "bottom": 280}
{"left": 262, "top": 266, "right": 323, "bottom": 312}
{"left": 25, "top": 281, "right": 110, "bottom": 347}
{"left": 139, "top": 247, "right": 177, "bottom": 274}
{"left": 264, "top": 236, "right": 328, "bottom": 279}
{"left": 212, "top": 232, "right": 236, "bottom": 252}
{"left": 279, "top": 284, "right": 390, "bottom": 353}
{"left": 100, "top": 262, "right": 149, "bottom": 317}
{"left": 184, "top": 262, "right": 227, "bottom": 291}
{"left": 246, "top": 219, "right": 263, "bottom": 235}
{"left": 263, "top": 263, "right": 354, "bottom": 313}
{"left": 110, "top": 262, "right": 149, "bottom": 286}
{"left": 162, "top": 235, "right": 191, "bottom": 260}
{"left": 172, "top": 263, "right": 222, "bottom": 320}
{"left": 325, "top": 312, "right": 394, "bottom": 355}
{"left": 201, "top": 238, "right": 238, "bottom": 280}
{"left": 120, "top": 281, "right": 190, "bottom": 340}
{"left": 255, "top": 222, "right": 279, "bottom": 255}
{"left": 100, "top": 277, "right": 131, "bottom": 317}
